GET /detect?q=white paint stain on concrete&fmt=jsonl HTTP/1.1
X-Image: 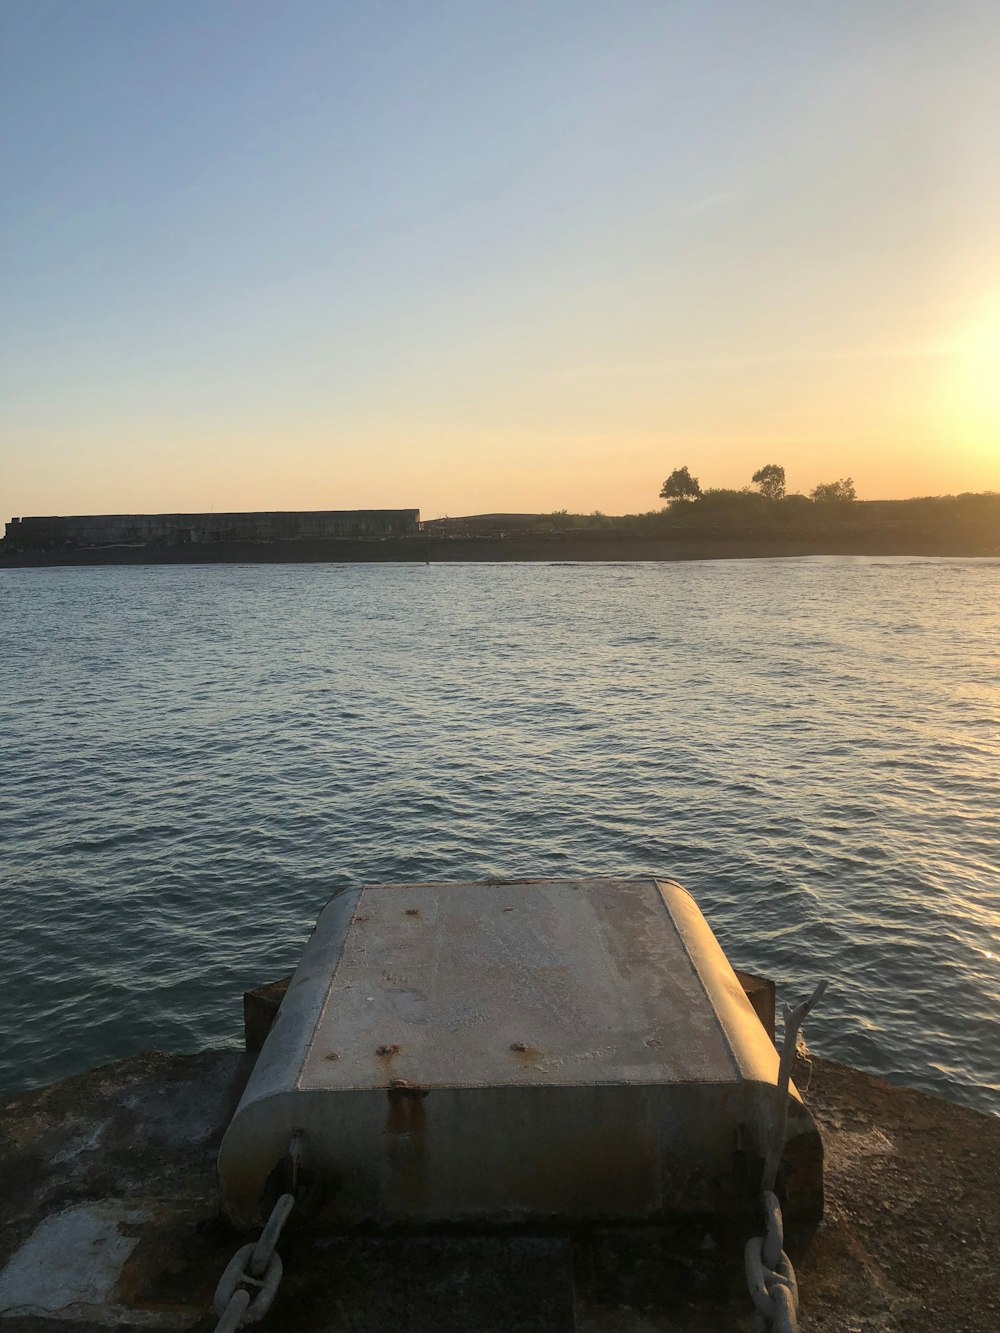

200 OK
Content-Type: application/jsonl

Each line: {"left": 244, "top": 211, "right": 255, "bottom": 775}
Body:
{"left": 0, "top": 1201, "right": 149, "bottom": 1315}
{"left": 52, "top": 1120, "right": 108, "bottom": 1165}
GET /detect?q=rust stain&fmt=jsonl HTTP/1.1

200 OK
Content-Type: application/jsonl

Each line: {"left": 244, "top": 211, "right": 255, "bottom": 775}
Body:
{"left": 385, "top": 1079, "right": 428, "bottom": 1132}
{"left": 509, "top": 1042, "right": 544, "bottom": 1065}
{"left": 113, "top": 1226, "right": 216, "bottom": 1313}
{"left": 384, "top": 1082, "right": 429, "bottom": 1214}
{"left": 376, "top": 1043, "right": 402, "bottom": 1071}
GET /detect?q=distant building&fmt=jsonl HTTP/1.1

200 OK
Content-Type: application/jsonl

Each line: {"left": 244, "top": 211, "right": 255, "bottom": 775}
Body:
{"left": 3, "top": 509, "right": 421, "bottom": 550}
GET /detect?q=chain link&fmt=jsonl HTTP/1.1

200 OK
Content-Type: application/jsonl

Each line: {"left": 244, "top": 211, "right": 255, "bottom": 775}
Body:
{"left": 745, "top": 980, "right": 826, "bottom": 1333}
{"left": 745, "top": 1194, "right": 800, "bottom": 1332}
{"left": 213, "top": 1289, "right": 251, "bottom": 1333}
{"left": 211, "top": 1133, "right": 302, "bottom": 1331}
{"left": 249, "top": 1192, "right": 295, "bottom": 1280}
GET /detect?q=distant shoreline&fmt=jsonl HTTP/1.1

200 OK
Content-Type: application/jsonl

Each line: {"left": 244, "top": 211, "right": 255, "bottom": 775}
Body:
{"left": 2, "top": 530, "right": 998, "bottom": 567}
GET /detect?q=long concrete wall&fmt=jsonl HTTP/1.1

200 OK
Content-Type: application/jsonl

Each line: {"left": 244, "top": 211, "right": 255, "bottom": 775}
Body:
{"left": 4, "top": 509, "right": 420, "bottom": 548}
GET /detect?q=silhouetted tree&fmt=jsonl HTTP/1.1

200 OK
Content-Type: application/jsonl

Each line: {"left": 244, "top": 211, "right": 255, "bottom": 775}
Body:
{"left": 811, "top": 478, "right": 857, "bottom": 502}
{"left": 751, "top": 464, "right": 786, "bottom": 500}
{"left": 659, "top": 467, "right": 702, "bottom": 501}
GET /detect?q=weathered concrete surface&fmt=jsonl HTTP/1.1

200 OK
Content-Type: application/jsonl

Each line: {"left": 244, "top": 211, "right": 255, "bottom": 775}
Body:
{"left": 0, "top": 1203, "right": 151, "bottom": 1321}
{"left": 3, "top": 510, "right": 420, "bottom": 550}
{"left": 800, "top": 1058, "right": 1000, "bottom": 1333}
{"left": 1, "top": 1049, "right": 997, "bottom": 1331}
{"left": 0, "top": 1050, "right": 251, "bottom": 1331}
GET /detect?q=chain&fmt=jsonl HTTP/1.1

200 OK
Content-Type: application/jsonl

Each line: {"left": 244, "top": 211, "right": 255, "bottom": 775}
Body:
{"left": 212, "top": 1132, "right": 303, "bottom": 1331}
{"left": 745, "top": 1190, "right": 799, "bottom": 1333}
{"left": 745, "top": 981, "right": 826, "bottom": 1333}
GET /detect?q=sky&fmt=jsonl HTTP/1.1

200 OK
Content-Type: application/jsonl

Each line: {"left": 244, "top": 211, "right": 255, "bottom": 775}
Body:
{"left": 2, "top": 0, "right": 999, "bottom": 520}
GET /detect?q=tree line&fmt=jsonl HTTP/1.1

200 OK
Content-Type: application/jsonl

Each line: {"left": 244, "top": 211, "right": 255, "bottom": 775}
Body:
{"left": 421, "top": 487, "right": 997, "bottom": 544}
{"left": 659, "top": 464, "right": 856, "bottom": 504}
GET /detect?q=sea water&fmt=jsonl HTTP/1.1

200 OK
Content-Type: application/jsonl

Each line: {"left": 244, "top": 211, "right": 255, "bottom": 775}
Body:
{"left": 1, "top": 558, "right": 997, "bottom": 1111}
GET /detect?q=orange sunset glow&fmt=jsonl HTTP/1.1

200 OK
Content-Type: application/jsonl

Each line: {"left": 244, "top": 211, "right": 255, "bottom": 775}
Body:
{"left": 2, "top": 3, "right": 998, "bottom": 519}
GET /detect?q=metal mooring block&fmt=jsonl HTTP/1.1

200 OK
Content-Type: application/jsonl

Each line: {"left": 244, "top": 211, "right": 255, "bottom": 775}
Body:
{"left": 219, "top": 878, "right": 822, "bottom": 1229}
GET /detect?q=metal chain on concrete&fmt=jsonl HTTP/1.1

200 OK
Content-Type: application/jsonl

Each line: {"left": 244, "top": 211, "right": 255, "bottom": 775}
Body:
{"left": 212, "top": 1133, "right": 303, "bottom": 1330}
{"left": 745, "top": 981, "right": 827, "bottom": 1333}
{"left": 745, "top": 1190, "right": 799, "bottom": 1333}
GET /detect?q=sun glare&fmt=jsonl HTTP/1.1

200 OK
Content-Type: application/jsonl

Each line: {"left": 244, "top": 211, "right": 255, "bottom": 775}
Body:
{"left": 943, "top": 303, "right": 1000, "bottom": 462}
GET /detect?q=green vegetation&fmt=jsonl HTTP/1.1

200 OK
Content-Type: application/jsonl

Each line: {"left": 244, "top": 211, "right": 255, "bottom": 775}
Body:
{"left": 751, "top": 463, "right": 786, "bottom": 500}
{"left": 811, "top": 478, "right": 857, "bottom": 502}
{"left": 424, "top": 488, "right": 999, "bottom": 551}
{"left": 435, "top": 466, "right": 989, "bottom": 546}
{"left": 659, "top": 467, "right": 702, "bottom": 501}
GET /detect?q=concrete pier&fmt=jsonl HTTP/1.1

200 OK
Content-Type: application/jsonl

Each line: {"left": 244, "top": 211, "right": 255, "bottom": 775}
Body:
{"left": 1, "top": 1040, "right": 997, "bottom": 1329}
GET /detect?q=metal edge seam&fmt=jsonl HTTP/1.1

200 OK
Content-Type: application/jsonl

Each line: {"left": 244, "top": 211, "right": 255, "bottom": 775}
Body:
{"left": 654, "top": 877, "right": 780, "bottom": 1088}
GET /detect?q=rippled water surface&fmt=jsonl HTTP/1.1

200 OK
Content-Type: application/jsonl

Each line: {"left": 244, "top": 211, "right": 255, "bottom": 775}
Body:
{"left": 1, "top": 559, "right": 997, "bottom": 1111}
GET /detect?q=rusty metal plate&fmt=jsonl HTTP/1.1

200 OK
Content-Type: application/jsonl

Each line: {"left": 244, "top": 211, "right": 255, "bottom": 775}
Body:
{"left": 218, "top": 878, "right": 820, "bottom": 1230}
{"left": 300, "top": 878, "right": 741, "bottom": 1090}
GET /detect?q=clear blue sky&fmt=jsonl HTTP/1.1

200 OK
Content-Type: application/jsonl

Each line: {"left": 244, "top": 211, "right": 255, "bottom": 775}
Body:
{"left": 3, "top": 0, "right": 999, "bottom": 517}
